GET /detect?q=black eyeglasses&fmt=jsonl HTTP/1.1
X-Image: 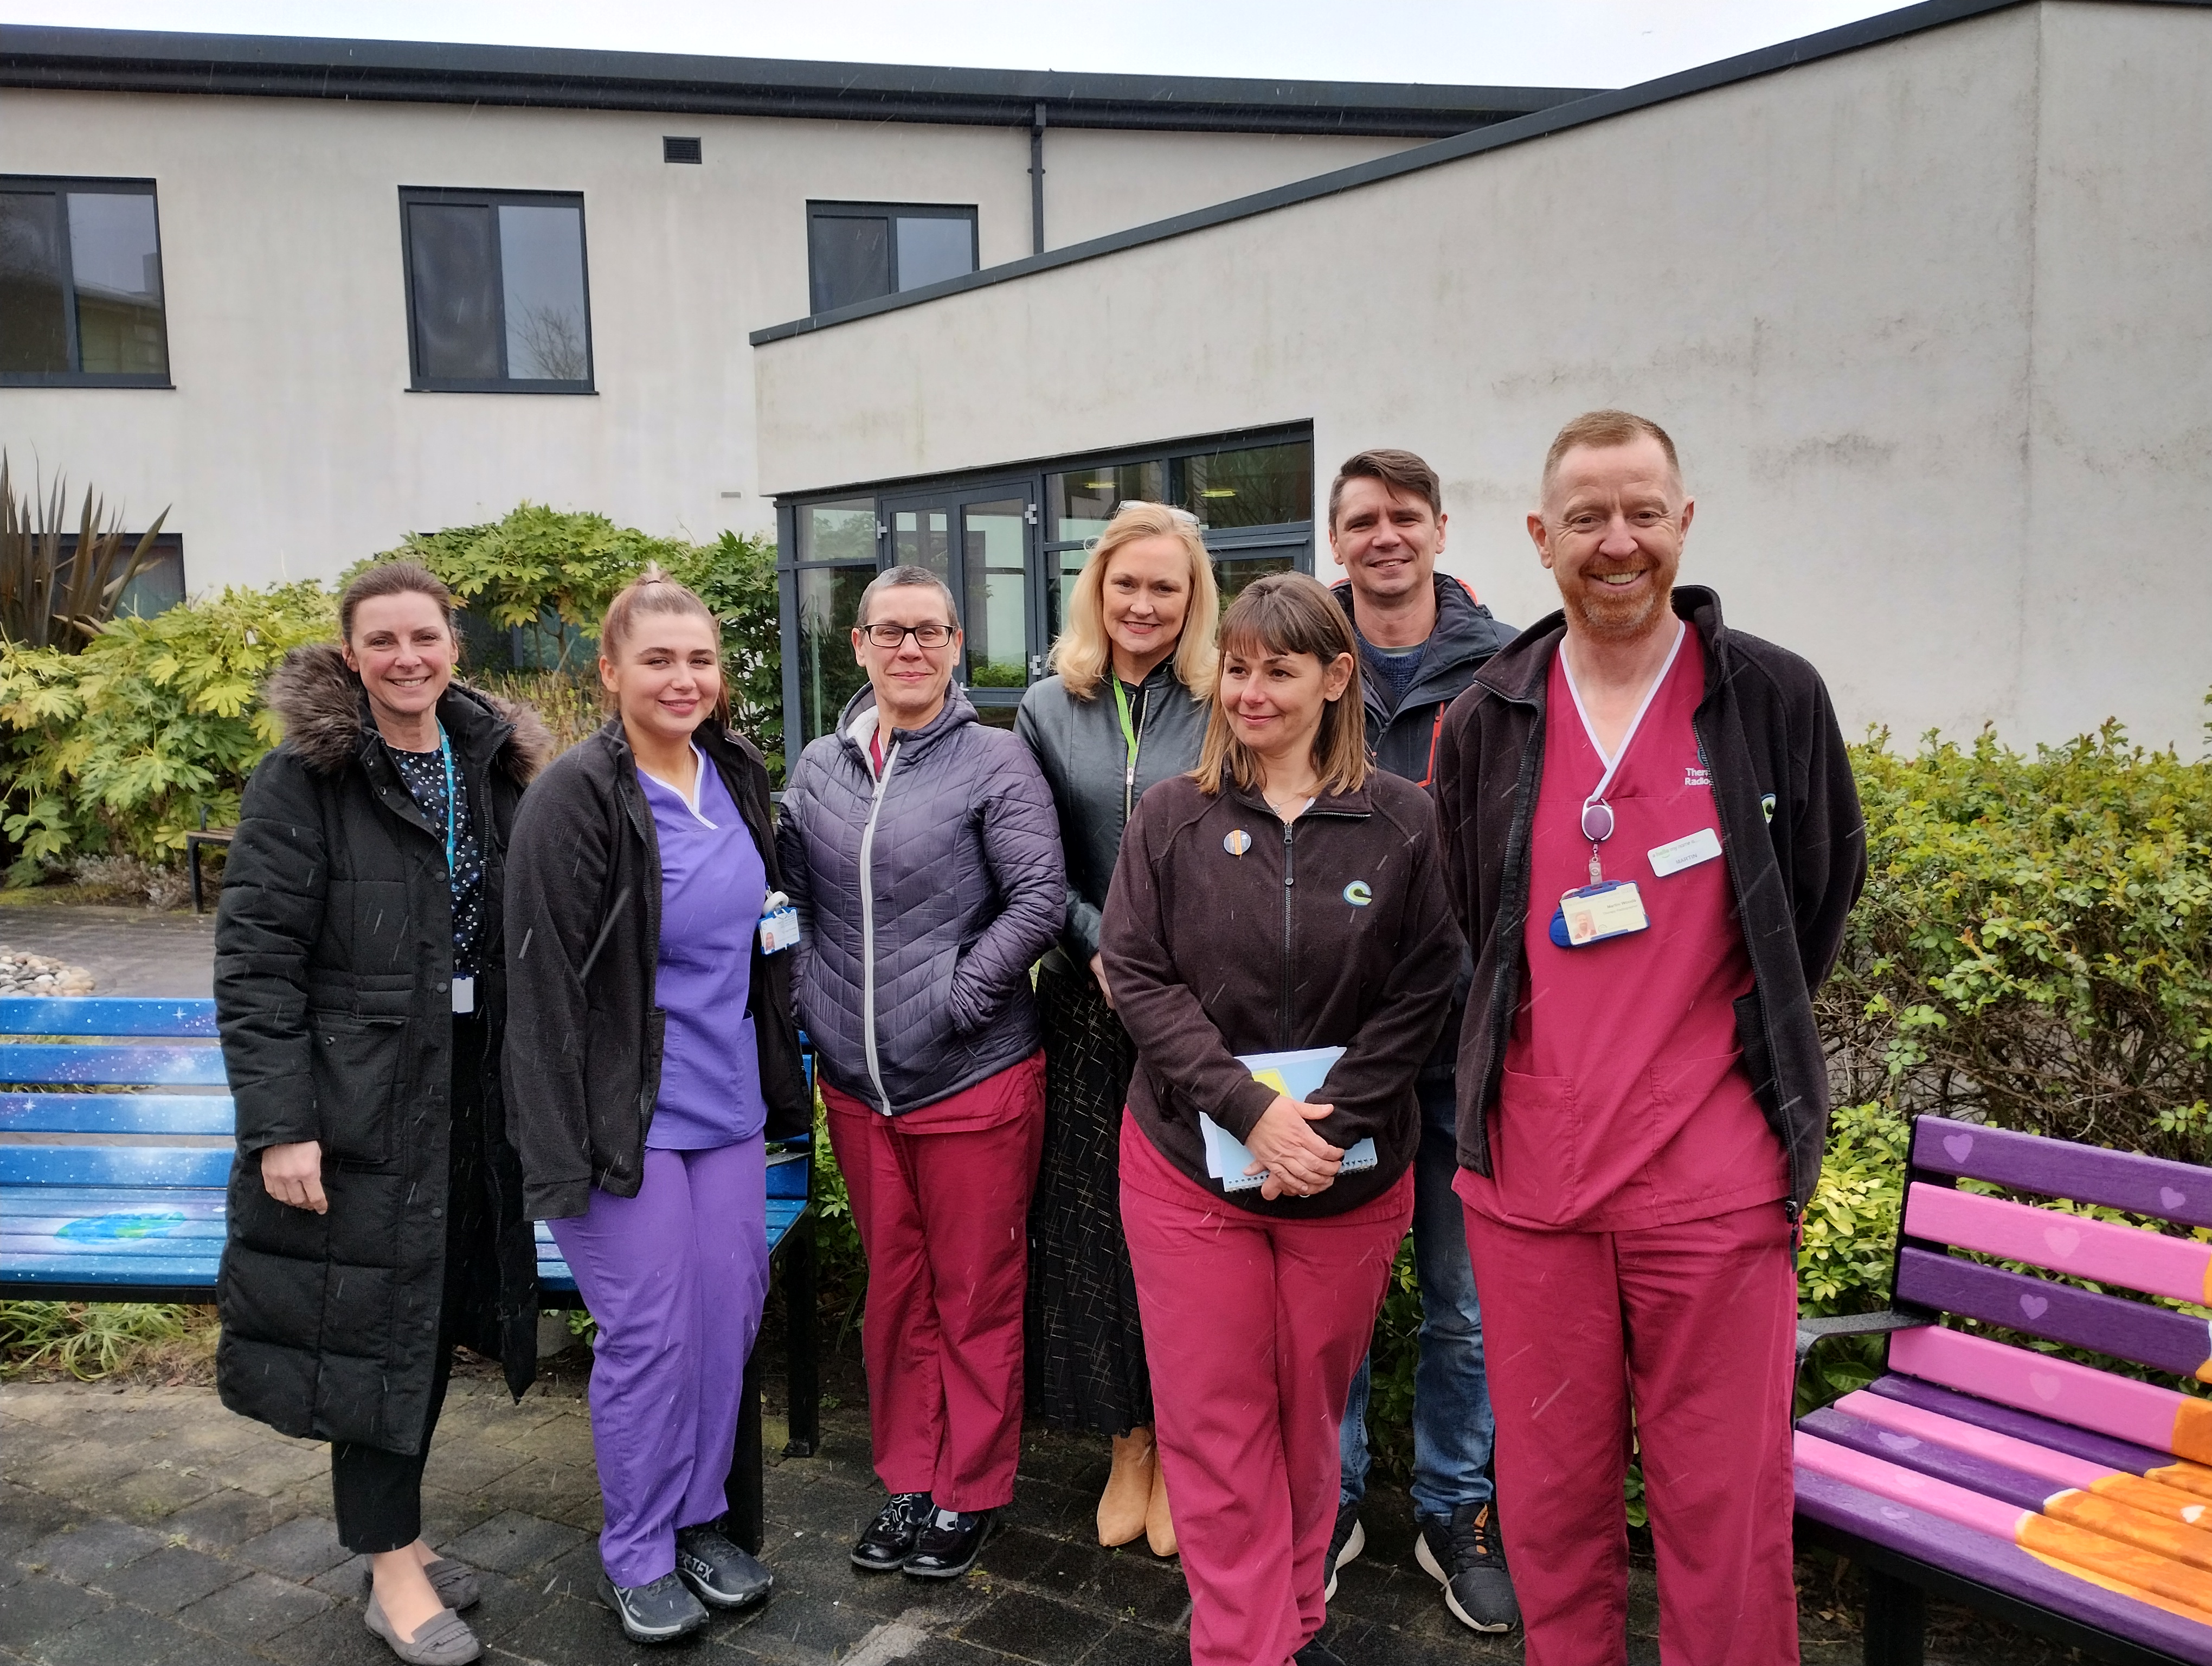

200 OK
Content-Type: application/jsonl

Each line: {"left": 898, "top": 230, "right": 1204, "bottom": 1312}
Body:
{"left": 861, "top": 622, "right": 956, "bottom": 650}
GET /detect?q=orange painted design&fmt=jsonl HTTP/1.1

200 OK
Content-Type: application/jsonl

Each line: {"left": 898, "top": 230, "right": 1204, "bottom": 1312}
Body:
{"left": 2046, "top": 1491, "right": 2212, "bottom": 1573}
{"left": 2017, "top": 1513, "right": 2212, "bottom": 1614}
{"left": 2091, "top": 1472, "right": 2212, "bottom": 1528}
{"left": 2022, "top": 1546, "right": 2212, "bottom": 1627}
{"left": 2175, "top": 1399, "right": 2212, "bottom": 1466}
{"left": 2150, "top": 1462, "right": 2212, "bottom": 1502}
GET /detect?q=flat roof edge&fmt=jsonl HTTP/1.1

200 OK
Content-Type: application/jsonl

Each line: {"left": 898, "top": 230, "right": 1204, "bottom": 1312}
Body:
{"left": 0, "top": 24, "right": 1596, "bottom": 135}
{"left": 749, "top": 0, "right": 2171, "bottom": 346}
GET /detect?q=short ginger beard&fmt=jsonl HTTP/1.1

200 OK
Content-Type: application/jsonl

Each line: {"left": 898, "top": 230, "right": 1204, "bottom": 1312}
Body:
{"left": 1559, "top": 567, "right": 1676, "bottom": 642}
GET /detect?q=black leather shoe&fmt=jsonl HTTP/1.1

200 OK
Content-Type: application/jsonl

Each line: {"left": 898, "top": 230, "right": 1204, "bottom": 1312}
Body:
{"left": 597, "top": 1571, "right": 709, "bottom": 1644}
{"left": 1415, "top": 1502, "right": 1520, "bottom": 1633}
{"left": 674, "top": 1522, "right": 773, "bottom": 1609}
{"left": 903, "top": 1506, "right": 992, "bottom": 1579}
{"left": 851, "top": 1492, "right": 933, "bottom": 1572}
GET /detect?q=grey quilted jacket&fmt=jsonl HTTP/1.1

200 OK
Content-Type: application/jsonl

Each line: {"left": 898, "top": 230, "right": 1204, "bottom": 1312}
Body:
{"left": 778, "top": 685, "right": 1064, "bottom": 1114}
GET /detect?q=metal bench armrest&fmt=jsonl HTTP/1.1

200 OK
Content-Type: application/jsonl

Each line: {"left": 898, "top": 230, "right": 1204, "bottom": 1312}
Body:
{"left": 1796, "top": 1309, "right": 1927, "bottom": 1367}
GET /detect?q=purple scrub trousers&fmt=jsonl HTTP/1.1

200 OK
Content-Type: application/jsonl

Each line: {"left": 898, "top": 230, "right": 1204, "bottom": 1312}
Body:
{"left": 551, "top": 747, "right": 773, "bottom": 1587}
{"left": 549, "top": 1142, "right": 769, "bottom": 1586}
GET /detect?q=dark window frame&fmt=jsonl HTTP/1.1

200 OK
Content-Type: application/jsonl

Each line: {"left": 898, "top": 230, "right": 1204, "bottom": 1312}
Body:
{"left": 805, "top": 200, "right": 979, "bottom": 317}
{"left": 397, "top": 184, "right": 596, "bottom": 395}
{"left": 775, "top": 424, "right": 1315, "bottom": 751}
{"left": 0, "top": 174, "right": 172, "bottom": 389}
{"left": 51, "top": 529, "right": 186, "bottom": 619}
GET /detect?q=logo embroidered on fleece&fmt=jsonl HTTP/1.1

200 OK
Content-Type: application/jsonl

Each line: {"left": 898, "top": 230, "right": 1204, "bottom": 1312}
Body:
{"left": 1761, "top": 793, "right": 1777, "bottom": 824}
{"left": 1684, "top": 766, "right": 1713, "bottom": 787}
{"left": 1342, "top": 881, "right": 1373, "bottom": 907}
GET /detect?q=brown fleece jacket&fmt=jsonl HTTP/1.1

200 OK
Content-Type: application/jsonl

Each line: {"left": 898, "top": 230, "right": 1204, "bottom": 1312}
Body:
{"left": 1100, "top": 770, "right": 1464, "bottom": 1218}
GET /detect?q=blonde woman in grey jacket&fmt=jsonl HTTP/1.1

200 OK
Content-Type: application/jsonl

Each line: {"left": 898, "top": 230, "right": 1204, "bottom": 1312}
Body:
{"left": 1014, "top": 502, "right": 1217, "bottom": 1555}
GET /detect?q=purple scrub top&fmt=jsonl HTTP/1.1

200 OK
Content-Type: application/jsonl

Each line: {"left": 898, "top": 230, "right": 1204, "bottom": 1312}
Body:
{"left": 639, "top": 745, "right": 768, "bottom": 1149}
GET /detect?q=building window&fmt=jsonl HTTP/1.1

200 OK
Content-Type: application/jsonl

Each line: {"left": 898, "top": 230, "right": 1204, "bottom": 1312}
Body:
{"left": 779, "top": 428, "right": 1315, "bottom": 749}
{"left": 0, "top": 177, "right": 169, "bottom": 387}
{"left": 53, "top": 531, "right": 185, "bottom": 618}
{"left": 400, "top": 187, "right": 593, "bottom": 392}
{"left": 806, "top": 202, "right": 978, "bottom": 316}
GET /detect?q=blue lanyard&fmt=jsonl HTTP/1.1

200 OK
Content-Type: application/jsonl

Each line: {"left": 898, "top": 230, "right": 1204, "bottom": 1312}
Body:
{"left": 436, "top": 724, "right": 458, "bottom": 873}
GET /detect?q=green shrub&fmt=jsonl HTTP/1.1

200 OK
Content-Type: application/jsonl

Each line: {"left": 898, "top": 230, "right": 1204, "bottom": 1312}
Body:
{"left": 381, "top": 507, "right": 783, "bottom": 777}
{"left": 1822, "top": 721, "right": 2211, "bottom": 1163}
{"left": 0, "top": 582, "right": 334, "bottom": 881}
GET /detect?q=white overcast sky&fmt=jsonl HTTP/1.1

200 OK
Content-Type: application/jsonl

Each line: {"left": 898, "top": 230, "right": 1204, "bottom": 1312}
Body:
{"left": 1, "top": 1, "right": 1908, "bottom": 89}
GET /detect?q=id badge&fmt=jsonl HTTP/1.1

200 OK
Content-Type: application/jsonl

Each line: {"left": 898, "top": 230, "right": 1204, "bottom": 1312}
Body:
{"left": 451, "top": 975, "right": 476, "bottom": 1014}
{"left": 757, "top": 890, "right": 801, "bottom": 954}
{"left": 1548, "top": 881, "right": 1650, "bottom": 949}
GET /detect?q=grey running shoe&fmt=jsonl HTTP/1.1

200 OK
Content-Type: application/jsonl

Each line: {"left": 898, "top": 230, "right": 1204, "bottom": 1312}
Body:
{"left": 1414, "top": 1502, "right": 1520, "bottom": 1633}
{"left": 1323, "top": 1501, "right": 1365, "bottom": 1602}
{"left": 597, "top": 1569, "right": 710, "bottom": 1644}
{"left": 674, "top": 1522, "right": 773, "bottom": 1609}
{"left": 363, "top": 1593, "right": 482, "bottom": 1665}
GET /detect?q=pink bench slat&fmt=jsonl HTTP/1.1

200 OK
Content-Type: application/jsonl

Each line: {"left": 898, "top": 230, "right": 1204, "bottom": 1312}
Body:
{"left": 1795, "top": 1431, "right": 2025, "bottom": 1537}
{"left": 1905, "top": 1181, "right": 2212, "bottom": 1307}
{"left": 1896, "top": 1247, "right": 2212, "bottom": 1382}
{"left": 1798, "top": 1406, "right": 2056, "bottom": 1511}
{"left": 1867, "top": 1374, "right": 2177, "bottom": 1475}
{"left": 1892, "top": 1326, "right": 2212, "bottom": 1463}
{"left": 1837, "top": 1389, "right": 2111, "bottom": 1491}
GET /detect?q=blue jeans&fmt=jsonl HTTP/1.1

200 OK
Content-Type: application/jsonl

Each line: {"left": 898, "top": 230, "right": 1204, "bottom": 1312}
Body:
{"left": 1339, "top": 1075, "right": 1495, "bottom": 1521}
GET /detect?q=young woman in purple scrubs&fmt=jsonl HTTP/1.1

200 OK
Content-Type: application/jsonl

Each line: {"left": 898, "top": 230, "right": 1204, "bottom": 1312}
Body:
{"left": 505, "top": 569, "right": 811, "bottom": 1646}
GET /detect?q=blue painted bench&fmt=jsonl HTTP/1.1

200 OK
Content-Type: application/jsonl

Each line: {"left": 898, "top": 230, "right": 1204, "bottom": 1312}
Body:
{"left": 0, "top": 996, "right": 819, "bottom": 1554}
{"left": 1795, "top": 1112, "right": 2212, "bottom": 1666}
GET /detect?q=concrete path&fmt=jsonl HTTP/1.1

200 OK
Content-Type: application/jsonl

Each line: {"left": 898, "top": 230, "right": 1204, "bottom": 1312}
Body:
{"left": 0, "top": 902, "right": 215, "bottom": 998}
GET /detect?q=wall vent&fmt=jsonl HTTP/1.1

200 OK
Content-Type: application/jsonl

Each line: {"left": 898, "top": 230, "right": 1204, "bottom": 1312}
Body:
{"left": 663, "top": 136, "right": 703, "bottom": 164}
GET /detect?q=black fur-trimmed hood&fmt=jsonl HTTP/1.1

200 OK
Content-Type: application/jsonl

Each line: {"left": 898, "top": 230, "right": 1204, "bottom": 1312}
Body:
{"left": 263, "top": 642, "right": 556, "bottom": 785}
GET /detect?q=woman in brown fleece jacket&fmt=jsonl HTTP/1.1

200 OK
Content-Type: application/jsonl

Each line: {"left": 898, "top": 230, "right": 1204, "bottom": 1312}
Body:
{"left": 1101, "top": 572, "right": 1462, "bottom": 1666}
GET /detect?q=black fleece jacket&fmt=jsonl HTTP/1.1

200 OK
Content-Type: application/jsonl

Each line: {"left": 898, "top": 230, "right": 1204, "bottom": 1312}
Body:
{"left": 1433, "top": 586, "right": 1866, "bottom": 1216}
{"left": 503, "top": 720, "right": 811, "bottom": 1221}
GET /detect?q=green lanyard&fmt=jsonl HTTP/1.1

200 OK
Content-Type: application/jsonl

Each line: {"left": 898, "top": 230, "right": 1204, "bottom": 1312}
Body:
{"left": 1110, "top": 676, "right": 1143, "bottom": 816}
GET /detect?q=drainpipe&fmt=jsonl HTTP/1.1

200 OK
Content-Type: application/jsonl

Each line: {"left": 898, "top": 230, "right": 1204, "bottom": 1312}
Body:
{"left": 1029, "top": 102, "right": 1046, "bottom": 254}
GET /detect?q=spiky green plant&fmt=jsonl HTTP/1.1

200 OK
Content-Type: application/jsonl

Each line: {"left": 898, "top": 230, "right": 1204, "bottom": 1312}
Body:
{"left": 0, "top": 453, "right": 171, "bottom": 650}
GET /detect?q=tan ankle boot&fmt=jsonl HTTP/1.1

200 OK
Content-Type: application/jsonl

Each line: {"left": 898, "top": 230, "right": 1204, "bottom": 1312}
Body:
{"left": 1144, "top": 1445, "right": 1176, "bottom": 1558}
{"left": 1098, "top": 1427, "right": 1156, "bottom": 1546}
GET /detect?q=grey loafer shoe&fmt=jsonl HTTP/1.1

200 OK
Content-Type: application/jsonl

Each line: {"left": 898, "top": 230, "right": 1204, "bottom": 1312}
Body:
{"left": 362, "top": 1558, "right": 481, "bottom": 1612}
{"left": 364, "top": 1593, "right": 483, "bottom": 1665}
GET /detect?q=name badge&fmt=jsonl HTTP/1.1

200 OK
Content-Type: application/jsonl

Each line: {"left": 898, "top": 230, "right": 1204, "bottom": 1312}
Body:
{"left": 758, "top": 891, "right": 801, "bottom": 954}
{"left": 1648, "top": 826, "right": 1724, "bottom": 877}
{"left": 1549, "top": 881, "right": 1650, "bottom": 948}
{"left": 451, "top": 975, "right": 475, "bottom": 1015}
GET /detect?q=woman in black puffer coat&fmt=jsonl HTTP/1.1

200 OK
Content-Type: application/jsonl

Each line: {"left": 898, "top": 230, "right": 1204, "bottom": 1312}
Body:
{"left": 214, "top": 561, "right": 550, "bottom": 1666}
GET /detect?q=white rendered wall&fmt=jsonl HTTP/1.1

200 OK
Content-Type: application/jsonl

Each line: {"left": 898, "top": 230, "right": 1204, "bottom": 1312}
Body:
{"left": 753, "top": 3, "right": 2212, "bottom": 753}
{"left": 2, "top": 88, "right": 1415, "bottom": 593}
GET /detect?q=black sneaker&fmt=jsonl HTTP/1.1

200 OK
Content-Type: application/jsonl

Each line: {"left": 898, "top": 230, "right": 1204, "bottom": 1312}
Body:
{"left": 674, "top": 1522, "right": 773, "bottom": 1609}
{"left": 597, "top": 1571, "right": 710, "bottom": 1644}
{"left": 903, "top": 1506, "right": 992, "bottom": 1579}
{"left": 851, "top": 1492, "right": 933, "bottom": 1572}
{"left": 1323, "top": 1501, "right": 1365, "bottom": 1602}
{"left": 1414, "top": 1502, "right": 1519, "bottom": 1633}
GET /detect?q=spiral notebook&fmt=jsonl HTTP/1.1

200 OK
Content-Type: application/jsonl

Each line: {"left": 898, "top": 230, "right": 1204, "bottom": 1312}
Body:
{"left": 1198, "top": 1046, "right": 1376, "bottom": 1194}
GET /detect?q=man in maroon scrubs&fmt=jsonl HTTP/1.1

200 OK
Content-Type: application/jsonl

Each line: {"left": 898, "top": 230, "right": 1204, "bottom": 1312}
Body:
{"left": 1433, "top": 410, "right": 1866, "bottom": 1665}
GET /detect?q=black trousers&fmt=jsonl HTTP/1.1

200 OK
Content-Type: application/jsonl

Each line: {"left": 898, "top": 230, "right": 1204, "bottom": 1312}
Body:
{"left": 331, "top": 1011, "right": 492, "bottom": 1555}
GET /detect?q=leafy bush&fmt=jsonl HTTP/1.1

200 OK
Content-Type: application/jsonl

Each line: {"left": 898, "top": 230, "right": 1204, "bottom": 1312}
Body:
{"left": 382, "top": 505, "right": 784, "bottom": 776}
{"left": 1822, "top": 721, "right": 2211, "bottom": 1164}
{"left": 0, "top": 582, "right": 334, "bottom": 882}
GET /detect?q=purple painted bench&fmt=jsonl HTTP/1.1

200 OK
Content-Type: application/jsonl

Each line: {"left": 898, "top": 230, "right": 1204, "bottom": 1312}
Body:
{"left": 1795, "top": 1113, "right": 2212, "bottom": 1666}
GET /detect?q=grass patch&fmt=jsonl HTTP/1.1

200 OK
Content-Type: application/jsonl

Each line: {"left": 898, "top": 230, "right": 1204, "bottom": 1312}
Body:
{"left": 0, "top": 1300, "right": 218, "bottom": 1384}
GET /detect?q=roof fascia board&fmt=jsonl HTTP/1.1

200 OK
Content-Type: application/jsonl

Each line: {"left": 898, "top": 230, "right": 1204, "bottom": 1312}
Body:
{"left": 747, "top": 0, "right": 2124, "bottom": 345}
{"left": 0, "top": 24, "right": 1594, "bottom": 137}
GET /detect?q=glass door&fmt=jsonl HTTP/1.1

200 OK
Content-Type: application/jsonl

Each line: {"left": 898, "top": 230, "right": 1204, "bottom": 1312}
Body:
{"left": 879, "top": 480, "right": 1040, "bottom": 728}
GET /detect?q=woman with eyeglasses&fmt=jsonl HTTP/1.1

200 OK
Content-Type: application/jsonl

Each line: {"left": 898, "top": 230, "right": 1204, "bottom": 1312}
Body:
{"left": 777, "top": 563, "right": 1064, "bottom": 1580}
{"left": 1014, "top": 502, "right": 1216, "bottom": 1554}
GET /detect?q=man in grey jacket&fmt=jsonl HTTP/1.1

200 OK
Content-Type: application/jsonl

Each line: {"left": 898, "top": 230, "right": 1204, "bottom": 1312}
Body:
{"left": 778, "top": 563, "right": 1064, "bottom": 1582}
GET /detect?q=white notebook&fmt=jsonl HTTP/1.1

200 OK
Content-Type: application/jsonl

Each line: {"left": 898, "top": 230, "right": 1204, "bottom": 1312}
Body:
{"left": 1198, "top": 1046, "right": 1377, "bottom": 1194}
